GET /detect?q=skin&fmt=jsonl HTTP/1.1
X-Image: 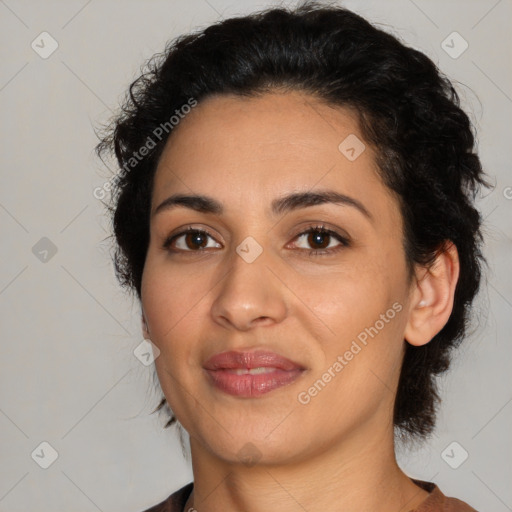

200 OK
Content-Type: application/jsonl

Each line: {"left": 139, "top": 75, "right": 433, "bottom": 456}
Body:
{"left": 140, "top": 90, "right": 460, "bottom": 512}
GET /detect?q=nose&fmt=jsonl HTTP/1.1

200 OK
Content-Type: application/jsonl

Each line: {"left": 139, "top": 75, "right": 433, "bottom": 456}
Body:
{"left": 210, "top": 244, "right": 288, "bottom": 331}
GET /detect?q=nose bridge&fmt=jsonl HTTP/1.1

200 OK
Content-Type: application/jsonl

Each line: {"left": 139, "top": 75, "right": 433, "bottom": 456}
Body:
{"left": 210, "top": 234, "right": 287, "bottom": 329}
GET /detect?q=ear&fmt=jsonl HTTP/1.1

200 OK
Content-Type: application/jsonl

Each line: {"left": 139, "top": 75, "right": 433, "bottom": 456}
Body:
{"left": 141, "top": 310, "right": 151, "bottom": 339}
{"left": 404, "top": 241, "right": 460, "bottom": 347}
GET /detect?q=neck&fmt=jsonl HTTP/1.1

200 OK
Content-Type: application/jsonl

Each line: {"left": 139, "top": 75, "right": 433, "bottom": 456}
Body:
{"left": 183, "top": 421, "right": 429, "bottom": 512}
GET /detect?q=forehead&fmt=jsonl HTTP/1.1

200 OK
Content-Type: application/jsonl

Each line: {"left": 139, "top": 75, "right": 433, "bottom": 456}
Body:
{"left": 156, "top": 91, "right": 366, "bottom": 168}
{"left": 151, "top": 91, "right": 398, "bottom": 225}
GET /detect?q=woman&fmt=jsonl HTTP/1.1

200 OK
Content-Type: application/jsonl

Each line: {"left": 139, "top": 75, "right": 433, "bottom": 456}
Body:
{"left": 96, "top": 2, "right": 488, "bottom": 510}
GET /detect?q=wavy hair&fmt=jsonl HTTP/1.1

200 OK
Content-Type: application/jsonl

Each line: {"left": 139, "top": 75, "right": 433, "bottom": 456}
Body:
{"left": 95, "top": 0, "right": 490, "bottom": 441}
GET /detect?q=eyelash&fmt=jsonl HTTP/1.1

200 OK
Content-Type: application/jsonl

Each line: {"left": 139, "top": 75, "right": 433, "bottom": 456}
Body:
{"left": 162, "top": 224, "right": 350, "bottom": 257}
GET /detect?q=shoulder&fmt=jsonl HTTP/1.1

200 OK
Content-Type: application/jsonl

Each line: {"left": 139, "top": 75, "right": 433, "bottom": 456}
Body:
{"left": 412, "top": 479, "right": 479, "bottom": 512}
{"left": 138, "top": 480, "right": 479, "bottom": 512}
{"left": 139, "top": 482, "right": 193, "bottom": 512}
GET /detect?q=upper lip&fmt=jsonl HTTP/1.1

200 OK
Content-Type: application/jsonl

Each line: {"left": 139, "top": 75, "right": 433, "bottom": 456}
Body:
{"left": 203, "top": 350, "right": 305, "bottom": 371}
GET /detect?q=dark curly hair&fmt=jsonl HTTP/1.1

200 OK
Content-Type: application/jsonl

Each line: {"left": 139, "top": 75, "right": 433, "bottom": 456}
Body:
{"left": 95, "top": 0, "right": 490, "bottom": 441}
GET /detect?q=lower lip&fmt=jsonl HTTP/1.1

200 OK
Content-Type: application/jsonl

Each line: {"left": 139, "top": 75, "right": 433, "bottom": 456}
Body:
{"left": 204, "top": 368, "right": 304, "bottom": 397}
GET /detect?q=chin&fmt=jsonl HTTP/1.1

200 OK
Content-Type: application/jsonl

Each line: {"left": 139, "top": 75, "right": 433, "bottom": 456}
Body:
{"left": 188, "top": 423, "right": 303, "bottom": 465}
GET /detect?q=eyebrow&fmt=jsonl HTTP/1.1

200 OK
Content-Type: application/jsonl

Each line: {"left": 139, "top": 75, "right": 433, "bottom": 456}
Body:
{"left": 152, "top": 189, "right": 372, "bottom": 221}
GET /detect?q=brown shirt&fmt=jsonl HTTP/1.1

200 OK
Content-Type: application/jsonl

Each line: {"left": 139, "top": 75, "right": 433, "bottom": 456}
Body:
{"left": 142, "top": 479, "right": 478, "bottom": 511}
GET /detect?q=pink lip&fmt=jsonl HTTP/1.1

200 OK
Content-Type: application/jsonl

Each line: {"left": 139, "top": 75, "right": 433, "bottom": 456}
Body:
{"left": 203, "top": 350, "right": 305, "bottom": 397}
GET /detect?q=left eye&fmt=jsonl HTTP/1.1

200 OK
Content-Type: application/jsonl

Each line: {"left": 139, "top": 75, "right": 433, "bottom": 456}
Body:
{"left": 292, "top": 227, "right": 348, "bottom": 253}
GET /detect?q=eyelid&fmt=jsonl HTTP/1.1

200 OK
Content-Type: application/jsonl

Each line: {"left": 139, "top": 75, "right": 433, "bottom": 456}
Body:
{"left": 288, "top": 222, "right": 350, "bottom": 243}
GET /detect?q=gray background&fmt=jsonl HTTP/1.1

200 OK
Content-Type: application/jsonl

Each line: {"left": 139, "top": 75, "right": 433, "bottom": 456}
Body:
{"left": 0, "top": 0, "right": 511, "bottom": 511}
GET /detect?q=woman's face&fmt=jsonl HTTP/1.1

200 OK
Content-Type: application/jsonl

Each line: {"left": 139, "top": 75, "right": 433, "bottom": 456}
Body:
{"left": 141, "top": 90, "right": 414, "bottom": 465}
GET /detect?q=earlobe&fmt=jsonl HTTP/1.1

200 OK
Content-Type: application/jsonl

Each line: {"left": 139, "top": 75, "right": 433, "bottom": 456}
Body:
{"left": 404, "top": 241, "right": 460, "bottom": 347}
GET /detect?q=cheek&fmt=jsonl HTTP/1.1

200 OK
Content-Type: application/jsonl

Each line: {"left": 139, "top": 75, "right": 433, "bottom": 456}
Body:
{"left": 142, "top": 267, "right": 199, "bottom": 412}
{"left": 141, "top": 260, "right": 212, "bottom": 390}
{"left": 301, "top": 248, "right": 408, "bottom": 368}
{"left": 141, "top": 259, "right": 205, "bottom": 340}
{"left": 301, "top": 262, "right": 393, "bottom": 331}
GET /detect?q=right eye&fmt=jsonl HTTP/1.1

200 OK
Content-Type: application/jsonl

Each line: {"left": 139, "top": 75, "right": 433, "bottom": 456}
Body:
{"left": 163, "top": 227, "right": 222, "bottom": 252}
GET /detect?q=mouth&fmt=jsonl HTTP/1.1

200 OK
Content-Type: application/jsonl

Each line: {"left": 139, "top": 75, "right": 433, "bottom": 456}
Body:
{"left": 203, "top": 350, "right": 306, "bottom": 397}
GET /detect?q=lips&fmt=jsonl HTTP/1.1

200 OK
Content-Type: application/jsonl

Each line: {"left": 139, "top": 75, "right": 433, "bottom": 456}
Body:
{"left": 203, "top": 350, "right": 305, "bottom": 397}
